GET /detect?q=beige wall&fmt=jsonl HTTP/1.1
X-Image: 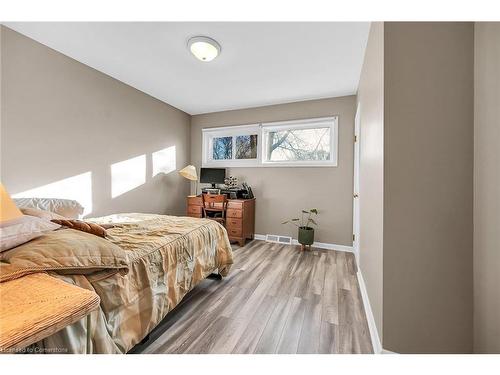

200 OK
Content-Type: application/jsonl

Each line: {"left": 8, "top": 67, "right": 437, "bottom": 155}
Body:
{"left": 383, "top": 22, "right": 474, "bottom": 353}
{"left": 0, "top": 27, "right": 191, "bottom": 217}
{"left": 356, "top": 22, "right": 385, "bottom": 342}
{"left": 473, "top": 22, "right": 500, "bottom": 354}
{"left": 191, "top": 96, "right": 356, "bottom": 245}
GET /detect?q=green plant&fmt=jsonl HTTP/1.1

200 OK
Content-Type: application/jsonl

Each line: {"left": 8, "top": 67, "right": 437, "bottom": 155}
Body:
{"left": 282, "top": 208, "right": 319, "bottom": 229}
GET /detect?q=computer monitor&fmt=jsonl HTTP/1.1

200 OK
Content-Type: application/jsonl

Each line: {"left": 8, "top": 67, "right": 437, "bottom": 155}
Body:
{"left": 200, "top": 168, "right": 226, "bottom": 188}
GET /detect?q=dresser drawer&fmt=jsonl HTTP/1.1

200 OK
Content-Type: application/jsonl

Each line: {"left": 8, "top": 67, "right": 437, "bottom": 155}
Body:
{"left": 187, "top": 196, "right": 203, "bottom": 206}
{"left": 226, "top": 209, "right": 242, "bottom": 218}
{"left": 227, "top": 227, "right": 243, "bottom": 237}
{"left": 187, "top": 205, "right": 202, "bottom": 214}
{"left": 226, "top": 218, "right": 242, "bottom": 229}
{"left": 227, "top": 201, "right": 244, "bottom": 210}
{"left": 187, "top": 212, "right": 202, "bottom": 218}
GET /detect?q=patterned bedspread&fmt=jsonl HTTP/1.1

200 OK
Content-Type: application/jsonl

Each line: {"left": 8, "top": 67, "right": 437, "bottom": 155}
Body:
{"left": 0, "top": 213, "right": 233, "bottom": 353}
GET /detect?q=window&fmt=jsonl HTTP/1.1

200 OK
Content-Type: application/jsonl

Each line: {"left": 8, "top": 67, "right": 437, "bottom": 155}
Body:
{"left": 202, "top": 117, "right": 338, "bottom": 167}
{"left": 262, "top": 117, "right": 337, "bottom": 166}
{"left": 202, "top": 124, "right": 261, "bottom": 167}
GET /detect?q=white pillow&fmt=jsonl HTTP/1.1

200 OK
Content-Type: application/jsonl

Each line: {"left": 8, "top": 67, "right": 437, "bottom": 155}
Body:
{"left": 13, "top": 198, "right": 84, "bottom": 219}
{"left": 0, "top": 215, "right": 61, "bottom": 252}
{"left": 20, "top": 207, "right": 67, "bottom": 221}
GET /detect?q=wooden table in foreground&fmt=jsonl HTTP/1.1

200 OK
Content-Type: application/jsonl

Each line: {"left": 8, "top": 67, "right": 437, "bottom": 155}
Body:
{"left": 0, "top": 272, "right": 100, "bottom": 354}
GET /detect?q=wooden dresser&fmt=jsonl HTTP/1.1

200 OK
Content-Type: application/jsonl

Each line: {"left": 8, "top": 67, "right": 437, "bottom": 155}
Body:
{"left": 187, "top": 196, "right": 255, "bottom": 246}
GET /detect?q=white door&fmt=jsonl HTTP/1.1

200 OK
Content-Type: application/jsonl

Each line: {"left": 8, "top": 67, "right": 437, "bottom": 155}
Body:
{"left": 353, "top": 104, "right": 361, "bottom": 263}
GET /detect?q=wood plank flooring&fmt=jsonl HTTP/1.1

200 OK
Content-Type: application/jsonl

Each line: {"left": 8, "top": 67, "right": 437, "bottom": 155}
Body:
{"left": 131, "top": 240, "right": 373, "bottom": 354}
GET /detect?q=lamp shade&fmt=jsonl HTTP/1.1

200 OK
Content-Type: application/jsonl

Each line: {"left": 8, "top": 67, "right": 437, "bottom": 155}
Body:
{"left": 0, "top": 183, "right": 23, "bottom": 224}
{"left": 179, "top": 165, "right": 198, "bottom": 181}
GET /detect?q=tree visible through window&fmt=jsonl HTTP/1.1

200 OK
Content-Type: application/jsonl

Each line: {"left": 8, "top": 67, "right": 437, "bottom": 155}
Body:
{"left": 266, "top": 127, "right": 331, "bottom": 162}
{"left": 236, "top": 135, "right": 258, "bottom": 159}
{"left": 212, "top": 137, "right": 232, "bottom": 159}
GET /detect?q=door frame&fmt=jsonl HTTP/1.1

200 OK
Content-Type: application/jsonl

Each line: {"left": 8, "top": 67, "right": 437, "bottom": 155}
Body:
{"left": 353, "top": 103, "right": 361, "bottom": 264}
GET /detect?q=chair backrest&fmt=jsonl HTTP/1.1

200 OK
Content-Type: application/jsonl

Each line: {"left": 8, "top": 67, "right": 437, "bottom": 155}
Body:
{"left": 202, "top": 194, "right": 227, "bottom": 220}
{"left": 202, "top": 193, "right": 227, "bottom": 210}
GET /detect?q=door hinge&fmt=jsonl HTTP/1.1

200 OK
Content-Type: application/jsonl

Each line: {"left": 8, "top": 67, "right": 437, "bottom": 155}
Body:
{"left": 353, "top": 234, "right": 356, "bottom": 242}
{"left": 354, "top": 135, "right": 358, "bottom": 143}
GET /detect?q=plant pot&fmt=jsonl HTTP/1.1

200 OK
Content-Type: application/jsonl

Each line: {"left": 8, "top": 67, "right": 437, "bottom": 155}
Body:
{"left": 298, "top": 226, "right": 314, "bottom": 246}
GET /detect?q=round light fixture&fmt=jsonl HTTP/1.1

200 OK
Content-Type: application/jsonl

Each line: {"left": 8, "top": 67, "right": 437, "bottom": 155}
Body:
{"left": 188, "top": 36, "right": 221, "bottom": 62}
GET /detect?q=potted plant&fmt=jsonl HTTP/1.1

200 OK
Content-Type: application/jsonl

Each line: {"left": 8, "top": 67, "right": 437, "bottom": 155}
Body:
{"left": 282, "top": 209, "right": 318, "bottom": 251}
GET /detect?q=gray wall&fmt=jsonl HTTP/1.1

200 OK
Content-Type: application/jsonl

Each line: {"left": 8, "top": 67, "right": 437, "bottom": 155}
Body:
{"left": 0, "top": 26, "right": 191, "bottom": 217}
{"left": 356, "top": 22, "right": 385, "bottom": 342}
{"left": 383, "top": 22, "right": 474, "bottom": 353}
{"left": 191, "top": 96, "right": 356, "bottom": 245}
{"left": 473, "top": 22, "right": 500, "bottom": 354}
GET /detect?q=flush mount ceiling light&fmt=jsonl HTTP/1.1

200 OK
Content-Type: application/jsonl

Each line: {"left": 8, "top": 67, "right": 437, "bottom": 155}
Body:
{"left": 188, "top": 36, "right": 221, "bottom": 62}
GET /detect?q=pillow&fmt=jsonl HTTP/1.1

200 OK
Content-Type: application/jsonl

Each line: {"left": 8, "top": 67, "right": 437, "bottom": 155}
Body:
{"left": 20, "top": 207, "right": 67, "bottom": 221}
{"left": 13, "top": 198, "right": 84, "bottom": 219}
{"left": 0, "top": 215, "right": 61, "bottom": 252}
{"left": 0, "top": 183, "right": 24, "bottom": 224}
{"left": 51, "top": 219, "right": 110, "bottom": 238}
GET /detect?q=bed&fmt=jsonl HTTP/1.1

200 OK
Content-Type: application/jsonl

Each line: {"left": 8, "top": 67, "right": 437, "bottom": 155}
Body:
{"left": 0, "top": 212, "right": 233, "bottom": 354}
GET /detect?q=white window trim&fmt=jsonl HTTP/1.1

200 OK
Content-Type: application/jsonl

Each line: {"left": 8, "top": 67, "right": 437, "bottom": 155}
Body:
{"left": 202, "top": 124, "right": 261, "bottom": 167}
{"left": 201, "top": 116, "right": 338, "bottom": 168}
{"left": 261, "top": 116, "right": 338, "bottom": 167}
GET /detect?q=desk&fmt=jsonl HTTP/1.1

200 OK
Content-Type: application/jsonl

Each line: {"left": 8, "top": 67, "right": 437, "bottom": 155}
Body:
{"left": 0, "top": 272, "right": 100, "bottom": 353}
{"left": 187, "top": 196, "right": 255, "bottom": 246}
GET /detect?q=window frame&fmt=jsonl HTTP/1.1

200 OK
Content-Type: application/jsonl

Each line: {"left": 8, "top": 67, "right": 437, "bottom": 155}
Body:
{"left": 260, "top": 116, "right": 338, "bottom": 167}
{"left": 201, "top": 116, "right": 338, "bottom": 168}
{"left": 202, "top": 124, "right": 261, "bottom": 167}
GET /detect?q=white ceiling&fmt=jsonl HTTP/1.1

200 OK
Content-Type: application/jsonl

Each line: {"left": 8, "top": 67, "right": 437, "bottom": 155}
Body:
{"left": 5, "top": 22, "right": 370, "bottom": 115}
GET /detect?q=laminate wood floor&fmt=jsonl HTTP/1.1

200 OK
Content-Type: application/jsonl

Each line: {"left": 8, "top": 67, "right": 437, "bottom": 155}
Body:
{"left": 132, "top": 240, "right": 373, "bottom": 354}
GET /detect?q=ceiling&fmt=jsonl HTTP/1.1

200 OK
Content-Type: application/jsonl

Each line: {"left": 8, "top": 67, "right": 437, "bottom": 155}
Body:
{"left": 5, "top": 22, "right": 370, "bottom": 115}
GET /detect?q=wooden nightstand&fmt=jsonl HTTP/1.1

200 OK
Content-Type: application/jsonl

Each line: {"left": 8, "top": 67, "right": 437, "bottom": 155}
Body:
{"left": 0, "top": 272, "right": 100, "bottom": 354}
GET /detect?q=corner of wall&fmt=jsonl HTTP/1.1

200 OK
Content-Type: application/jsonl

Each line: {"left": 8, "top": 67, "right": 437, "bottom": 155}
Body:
{"left": 357, "top": 21, "right": 385, "bottom": 345}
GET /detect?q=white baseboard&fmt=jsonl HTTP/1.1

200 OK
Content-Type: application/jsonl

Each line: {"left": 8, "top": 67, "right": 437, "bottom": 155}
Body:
{"left": 356, "top": 270, "right": 383, "bottom": 354}
{"left": 381, "top": 349, "right": 398, "bottom": 354}
{"left": 253, "top": 234, "right": 267, "bottom": 241}
{"left": 253, "top": 234, "right": 354, "bottom": 253}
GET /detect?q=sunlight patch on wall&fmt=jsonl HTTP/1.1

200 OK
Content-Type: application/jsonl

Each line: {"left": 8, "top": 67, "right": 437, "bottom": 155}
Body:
{"left": 111, "top": 154, "right": 146, "bottom": 198}
{"left": 12, "top": 172, "right": 93, "bottom": 216}
{"left": 152, "top": 146, "right": 176, "bottom": 177}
